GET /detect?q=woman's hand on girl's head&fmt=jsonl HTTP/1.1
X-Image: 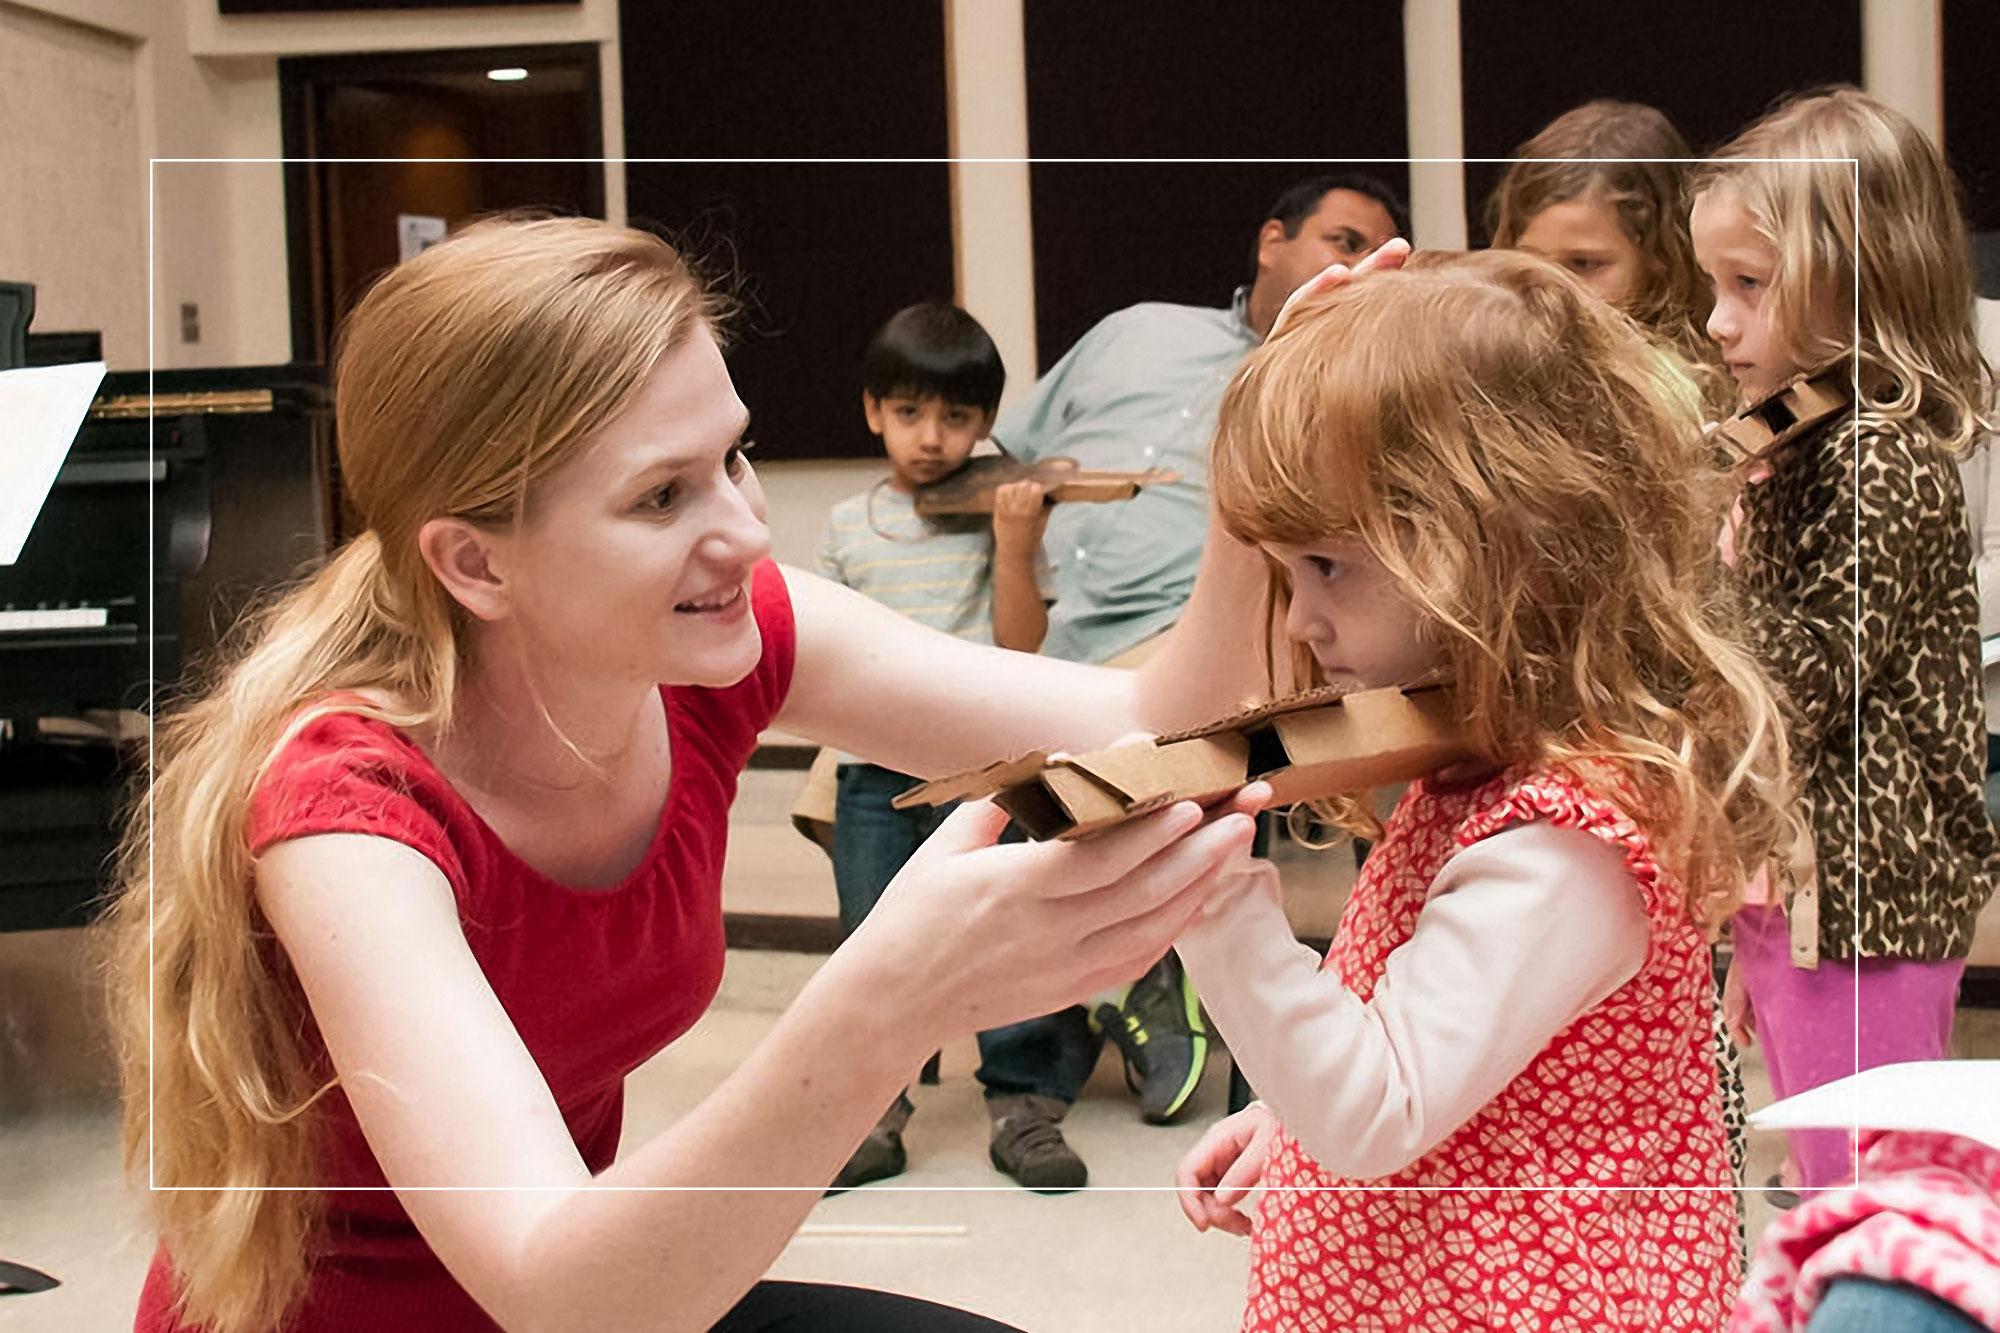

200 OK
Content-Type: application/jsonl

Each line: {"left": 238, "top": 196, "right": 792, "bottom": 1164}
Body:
{"left": 1176, "top": 1101, "right": 1281, "bottom": 1236}
{"left": 846, "top": 797, "right": 1258, "bottom": 1044}
{"left": 1269, "top": 237, "right": 1413, "bottom": 340}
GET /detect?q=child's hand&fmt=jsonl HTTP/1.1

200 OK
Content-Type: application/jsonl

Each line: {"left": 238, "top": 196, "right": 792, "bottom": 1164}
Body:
{"left": 1176, "top": 1101, "right": 1281, "bottom": 1236}
{"left": 992, "top": 480, "right": 1050, "bottom": 558}
{"left": 1722, "top": 956, "right": 1755, "bottom": 1048}
{"left": 1718, "top": 496, "right": 1745, "bottom": 569}
{"left": 1269, "top": 237, "right": 1412, "bottom": 340}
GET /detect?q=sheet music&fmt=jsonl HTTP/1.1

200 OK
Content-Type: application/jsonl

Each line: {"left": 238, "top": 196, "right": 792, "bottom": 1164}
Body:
{"left": 1749, "top": 1060, "right": 2000, "bottom": 1150}
{"left": 0, "top": 361, "right": 105, "bottom": 564}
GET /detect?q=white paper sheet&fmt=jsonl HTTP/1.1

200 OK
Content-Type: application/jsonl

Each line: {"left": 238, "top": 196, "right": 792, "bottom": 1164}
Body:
{"left": 0, "top": 361, "right": 107, "bottom": 564}
{"left": 1749, "top": 1060, "right": 2000, "bottom": 1150}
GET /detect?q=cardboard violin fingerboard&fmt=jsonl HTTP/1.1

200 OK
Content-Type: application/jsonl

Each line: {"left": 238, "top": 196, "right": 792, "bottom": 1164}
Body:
{"left": 912, "top": 454, "right": 1178, "bottom": 516}
{"left": 1713, "top": 369, "right": 1850, "bottom": 466}
{"left": 893, "top": 682, "right": 1469, "bottom": 841}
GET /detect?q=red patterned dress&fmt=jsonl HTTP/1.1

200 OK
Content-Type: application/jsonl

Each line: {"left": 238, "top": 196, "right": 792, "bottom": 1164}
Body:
{"left": 1243, "top": 768, "right": 1740, "bottom": 1333}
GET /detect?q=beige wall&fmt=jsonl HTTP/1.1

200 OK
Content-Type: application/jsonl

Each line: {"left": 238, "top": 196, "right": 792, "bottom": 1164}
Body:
{"left": 145, "top": 42, "right": 289, "bottom": 369}
{"left": 0, "top": 2, "right": 147, "bottom": 368}
{"left": 757, "top": 460, "right": 884, "bottom": 569}
{"left": 1, "top": 1, "right": 288, "bottom": 370}
{"left": 945, "top": 0, "right": 1036, "bottom": 402}
{"left": 5, "top": 0, "right": 622, "bottom": 371}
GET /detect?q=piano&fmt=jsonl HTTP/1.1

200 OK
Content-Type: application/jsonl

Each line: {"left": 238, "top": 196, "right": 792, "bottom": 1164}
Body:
{"left": 0, "top": 285, "right": 334, "bottom": 930}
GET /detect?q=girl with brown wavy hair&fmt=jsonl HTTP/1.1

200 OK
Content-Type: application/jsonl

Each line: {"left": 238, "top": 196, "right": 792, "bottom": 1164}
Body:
{"left": 1166, "top": 248, "right": 1796, "bottom": 1329}
{"left": 1490, "top": 99, "right": 1730, "bottom": 411}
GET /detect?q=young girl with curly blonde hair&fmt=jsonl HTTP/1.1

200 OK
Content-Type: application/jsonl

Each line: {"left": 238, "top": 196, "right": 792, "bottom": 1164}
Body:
{"left": 1694, "top": 87, "right": 2000, "bottom": 1197}
{"left": 1170, "top": 247, "right": 1797, "bottom": 1330}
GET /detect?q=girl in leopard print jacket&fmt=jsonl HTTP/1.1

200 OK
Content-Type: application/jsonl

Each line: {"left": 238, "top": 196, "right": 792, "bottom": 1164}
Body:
{"left": 1693, "top": 87, "right": 2000, "bottom": 1195}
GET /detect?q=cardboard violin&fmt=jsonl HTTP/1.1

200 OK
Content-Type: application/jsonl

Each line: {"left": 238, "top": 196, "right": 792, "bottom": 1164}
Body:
{"left": 911, "top": 454, "right": 1179, "bottom": 518}
{"left": 892, "top": 682, "right": 1473, "bottom": 841}
{"left": 1711, "top": 364, "right": 1854, "bottom": 469}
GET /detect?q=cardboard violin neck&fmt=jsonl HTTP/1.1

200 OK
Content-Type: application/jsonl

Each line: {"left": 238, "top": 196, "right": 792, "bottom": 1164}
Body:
{"left": 911, "top": 453, "right": 1179, "bottom": 517}
{"left": 893, "top": 682, "right": 1472, "bottom": 841}
{"left": 1713, "top": 365, "right": 1853, "bottom": 467}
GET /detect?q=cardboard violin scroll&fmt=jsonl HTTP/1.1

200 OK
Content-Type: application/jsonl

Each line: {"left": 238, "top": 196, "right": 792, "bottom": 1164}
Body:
{"left": 1711, "top": 366, "right": 1851, "bottom": 468}
{"left": 893, "top": 683, "right": 1471, "bottom": 841}
{"left": 911, "top": 454, "right": 1180, "bottom": 517}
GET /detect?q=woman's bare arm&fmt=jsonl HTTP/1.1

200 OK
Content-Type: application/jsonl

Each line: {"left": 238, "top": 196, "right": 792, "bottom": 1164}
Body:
{"left": 256, "top": 800, "right": 1255, "bottom": 1333}
{"left": 776, "top": 567, "right": 1136, "bottom": 774}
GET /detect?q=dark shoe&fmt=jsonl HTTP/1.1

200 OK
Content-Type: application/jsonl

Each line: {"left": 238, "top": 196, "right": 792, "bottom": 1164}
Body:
{"left": 987, "top": 1094, "right": 1088, "bottom": 1193}
{"left": 1762, "top": 1171, "right": 1802, "bottom": 1211}
{"left": 829, "top": 1126, "right": 906, "bottom": 1192}
{"left": 828, "top": 1096, "right": 912, "bottom": 1193}
{"left": 1096, "top": 953, "right": 1209, "bottom": 1124}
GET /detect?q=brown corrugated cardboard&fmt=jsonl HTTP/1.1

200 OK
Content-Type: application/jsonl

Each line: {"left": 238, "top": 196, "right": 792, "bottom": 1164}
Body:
{"left": 893, "top": 683, "right": 1469, "bottom": 840}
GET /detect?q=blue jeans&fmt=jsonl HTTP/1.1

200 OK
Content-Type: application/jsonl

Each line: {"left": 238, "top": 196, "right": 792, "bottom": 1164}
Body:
{"left": 829, "top": 763, "right": 956, "bottom": 935}
{"left": 1806, "top": 1278, "right": 1983, "bottom": 1332}
{"left": 831, "top": 763, "right": 1096, "bottom": 1103}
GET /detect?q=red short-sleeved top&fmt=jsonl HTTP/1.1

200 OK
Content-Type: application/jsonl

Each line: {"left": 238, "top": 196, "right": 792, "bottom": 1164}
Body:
{"left": 136, "top": 561, "right": 796, "bottom": 1333}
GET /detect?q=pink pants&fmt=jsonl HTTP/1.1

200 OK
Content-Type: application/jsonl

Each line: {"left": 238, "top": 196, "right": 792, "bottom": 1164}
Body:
{"left": 1731, "top": 904, "right": 1964, "bottom": 1191}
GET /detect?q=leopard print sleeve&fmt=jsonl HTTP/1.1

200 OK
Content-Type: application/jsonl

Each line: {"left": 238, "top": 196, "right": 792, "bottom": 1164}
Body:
{"left": 1735, "top": 416, "right": 1999, "bottom": 960}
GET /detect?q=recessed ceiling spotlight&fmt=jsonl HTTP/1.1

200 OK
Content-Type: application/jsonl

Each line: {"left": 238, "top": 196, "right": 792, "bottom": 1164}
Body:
{"left": 486, "top": 67, "right": 529, "bottom": 82}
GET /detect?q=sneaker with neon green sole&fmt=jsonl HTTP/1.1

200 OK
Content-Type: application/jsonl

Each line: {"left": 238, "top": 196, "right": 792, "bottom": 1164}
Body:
{"left": 1094, "top": 952, "right": 1208, "bottom": 1124}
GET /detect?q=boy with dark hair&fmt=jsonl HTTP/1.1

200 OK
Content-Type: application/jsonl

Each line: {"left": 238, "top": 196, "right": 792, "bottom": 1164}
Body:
{"left": 815, "top": 302, "right": 1058, "bottom": 1189}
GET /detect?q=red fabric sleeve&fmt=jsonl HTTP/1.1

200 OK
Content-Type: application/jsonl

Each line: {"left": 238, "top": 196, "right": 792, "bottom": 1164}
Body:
{"left": 248, "top": 711, "right": 468, "bottom": 896}
{"left": 745, "top": 558, "right": 797, "bottom": 725}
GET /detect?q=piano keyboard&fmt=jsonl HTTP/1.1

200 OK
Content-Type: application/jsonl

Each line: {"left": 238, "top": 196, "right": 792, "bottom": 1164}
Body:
{"left": 0, "top": 606, "right": 110, "bottom": 632}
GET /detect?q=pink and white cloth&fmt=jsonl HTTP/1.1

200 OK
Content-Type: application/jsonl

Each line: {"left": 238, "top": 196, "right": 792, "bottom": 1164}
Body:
{"left": 1729, "top": 1127, "right": 2000, "bottom": 1331}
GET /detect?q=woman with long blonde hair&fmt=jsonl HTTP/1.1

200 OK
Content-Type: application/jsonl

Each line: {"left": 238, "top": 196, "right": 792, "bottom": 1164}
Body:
{"left": 106, "top": 215, "right": 1266, "bottom": 1333}
{"left": 1165, "top": 248, "right": 1796, "bottom": 1330}
{"left": 1692, "top": 87, "right": 2000, "bottom": 1197}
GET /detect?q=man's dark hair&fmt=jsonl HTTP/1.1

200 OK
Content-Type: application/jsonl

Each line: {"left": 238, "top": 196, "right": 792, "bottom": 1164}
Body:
{"left": 1246, "top": 173, "right": 1411, "bottom": 286}
{"left": 861, "top": 303, "right": 1005, "bottom": 414}
{"left": 1269, "top": 172, "right": 1410, "bottom": 240}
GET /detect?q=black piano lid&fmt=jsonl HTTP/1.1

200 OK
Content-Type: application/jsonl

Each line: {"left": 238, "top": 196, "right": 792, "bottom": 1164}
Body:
{"left": 99, "top": 362, "right": 327, "bottom": 394}
{"left": 96, "top": 363, "right": 330, "bottom": 412}
{"left": 25, "top": 330, "right": 101, "bottom": 367}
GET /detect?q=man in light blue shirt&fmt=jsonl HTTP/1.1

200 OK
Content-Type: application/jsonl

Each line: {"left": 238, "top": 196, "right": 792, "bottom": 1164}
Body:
{"left": 995, "top": 174, "right": 1408, "bottom": 666}
{"left": 976, "top": 174, "right": 1408, "bottom": 1151}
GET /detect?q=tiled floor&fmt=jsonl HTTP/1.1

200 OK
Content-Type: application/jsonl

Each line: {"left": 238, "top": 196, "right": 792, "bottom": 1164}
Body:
{"left": 4, "top": 768, "right": 1997, "bottom": 1330}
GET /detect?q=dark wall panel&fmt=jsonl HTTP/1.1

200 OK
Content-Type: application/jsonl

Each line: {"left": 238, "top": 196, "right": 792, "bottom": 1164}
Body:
{"left": 1022, "top": 3, "right": 1410, "bottom": 369}
{"left": 1944, "top": 0, "right": 2000, "bottom": 293}
{"left": 619, "top": 3, "right": 954, "bottom": 460}
{"left": 1460, "top": 0, "right": 1862, "bottom": 245}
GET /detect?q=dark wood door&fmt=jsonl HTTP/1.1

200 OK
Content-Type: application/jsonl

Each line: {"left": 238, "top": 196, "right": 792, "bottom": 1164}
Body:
{"left": 281, "top": 44, "right": 606, "bottom": 367}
